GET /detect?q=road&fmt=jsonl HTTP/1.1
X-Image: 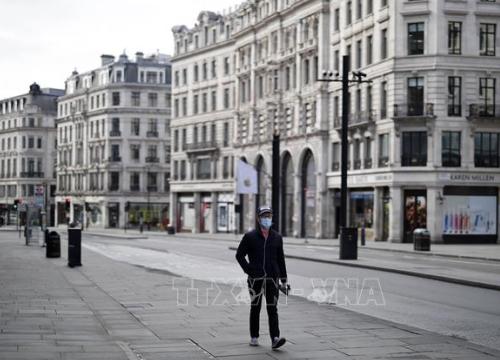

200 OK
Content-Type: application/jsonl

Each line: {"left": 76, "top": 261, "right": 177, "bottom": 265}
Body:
{"left": 79, "top": 232, "right": 500, "bottom": 351}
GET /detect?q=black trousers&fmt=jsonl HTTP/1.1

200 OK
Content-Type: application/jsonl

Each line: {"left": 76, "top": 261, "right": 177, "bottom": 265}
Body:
{"left": 248, "top": 277, "right": 280, "bottom": 340}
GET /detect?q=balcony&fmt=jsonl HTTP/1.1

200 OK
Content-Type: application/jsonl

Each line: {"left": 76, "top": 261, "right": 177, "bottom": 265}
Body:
{"left": 130, "top": 185, "right": 140, "bottom": 191}
{"left": 109, "top": 130, "right": 121, "bottom": 137}
{"left": 146, "top": 130, "right": 159, "bottom": 138}
{"left": 332, "top": 162, "right": 340, "bottom": 171}
{"left": 393, "top": 103, "right": 434, "bottom": 119}
{"left": 147, "top": 185, "right": 158, "bottom": 192}
{"left": 364, "top": 158, "right": 372, "bottom": 169}
{"left": 145, "top": 156, "right": 159, "bottom": 163}
{"left": 109, "top": 185, "right": 119, "bottom": 192}
{"left": 468, "top": 104, "right": 500, "bottom": 121}
{"left": 353, "top": 159, "right": 362, "bottom": 170}
{"left": 109, "top": 156, "right": 122, "bottom": 162}
{"left": 378, "top": 156, "right": 389, "bottom": 167}
{"left": 402, "top": 154, "right": 427, "bottom": 167}
{"left": 196, "top": 173, "right": 211, "bottom": 180}
{"left": 185, "top": 140, "right": 219, "bottom": 154}
{"left": 334, "top": 110, "right": 375, "bottom": 129}
{"left": 20, "top": 172, "right": 44, "bottom": 178}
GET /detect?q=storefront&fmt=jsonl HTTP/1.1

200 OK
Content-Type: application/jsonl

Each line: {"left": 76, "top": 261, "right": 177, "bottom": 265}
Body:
{"left": 217, "top": 193, "right": 234, "bottom": 233}
{"left": 350, "top": 189, "right": 375, "bottom": 241}
{"left": 177, "top": 194, "right": 195, "bottom": 232}
{"left": 200, "top": 194, "right": 212, "bottom": 233}
{"left": 127, "top": 202, "right": 169, "bottom": 230}
{"left": 403, "top": 189, "right": 427, "bottom": 243}
{"left": 86, "top": 202, "right": 103, "bottom": 228}
{"left": 442, "top": 186, "right": 497, "bottom": 243}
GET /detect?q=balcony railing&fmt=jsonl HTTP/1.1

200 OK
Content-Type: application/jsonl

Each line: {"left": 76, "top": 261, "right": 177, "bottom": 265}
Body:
{"left": 109, "top": 156, "right": 121, "bottom": 162}
{"left": 332, "top": 162, "right": 340, "bottom": 171}
{"left": 146, "top": 130, "right": 159, "bottom": 138}
{"left": 147, "top": 185, "right": 158, "bottom": 192}
{"left": 364, "top": 158, "right": 372, "bottom": 169}
{"left": 197, "top": 173, "right": 211, "bottom": 180}
{"left": 145, "top": 156, "right": 159, "bottom": 163}
{"left": 402, "top": 154, "right": 427, "bottom": 167}
{"left": 109, "top": 130, "right": 121, "bottom": 137}
{"left": 130, "top": 185, "right": 140, "bottom": 191}
{"left": 469, "top": 104, "right": 499, "bottom": 119}
{"left": 393, "top": 103, "right": 434, "bottom": 118}
{"left": 334, "top": 110, "right": 375, "bottom": 128}
{"left": 378, "top": 156, "right": 389, "bottom": 167}
{"left": 353, "top": 159, "right": 362, "bottom": 170}
{"left": 185, "top": 140, "right": 219, "bottom": 153}
{"left": 20, "top": 172, "right": 44, "bottom": 178}
{"left": 109, "top": 185, "right": 119, "bottom": 191}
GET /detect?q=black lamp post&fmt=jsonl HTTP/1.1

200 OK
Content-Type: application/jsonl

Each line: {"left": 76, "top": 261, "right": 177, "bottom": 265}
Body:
{"left": 317, "top": 55, "right": 371, "bottom": 260}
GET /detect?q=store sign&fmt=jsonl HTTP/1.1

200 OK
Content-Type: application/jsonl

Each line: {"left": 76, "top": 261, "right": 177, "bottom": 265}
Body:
{"left": 351, "top": 173, "right": 393, "bottom": 184}
{"left": 442, "top": 195, "right": 497, "bottom": 235}
{"left": 439, "top": 173, "right": 498, "bottom": 183}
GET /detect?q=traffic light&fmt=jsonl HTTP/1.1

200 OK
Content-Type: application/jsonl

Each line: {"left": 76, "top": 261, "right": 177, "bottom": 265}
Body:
{"left": 65, "top": 199, "right": 70, "bottom": 212}
{"left": 13, "top": 199, "right": 19, "bottom": 211}
{"left": 125, "top": 201, "right": 130, "bottom": 212}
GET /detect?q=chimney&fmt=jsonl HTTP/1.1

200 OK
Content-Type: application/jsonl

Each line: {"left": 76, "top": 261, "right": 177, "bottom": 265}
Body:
{"left": 135, "top": 51, "right": 144, "bottom": 62}
{"left": 101, "top": 54, "right": 115, "bottom": 66}
{"left": 119, "top": 53, "right": 128, "bottom": 62}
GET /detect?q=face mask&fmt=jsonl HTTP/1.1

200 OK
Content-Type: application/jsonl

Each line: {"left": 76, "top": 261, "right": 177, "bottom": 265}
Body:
{"left": 260, "top": 218, "right": 272, "bottom": 229}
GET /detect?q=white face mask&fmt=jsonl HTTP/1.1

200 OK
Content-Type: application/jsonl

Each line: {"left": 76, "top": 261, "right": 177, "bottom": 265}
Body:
{"left": 260, "top": 218, "right": 272, "bottom": 229}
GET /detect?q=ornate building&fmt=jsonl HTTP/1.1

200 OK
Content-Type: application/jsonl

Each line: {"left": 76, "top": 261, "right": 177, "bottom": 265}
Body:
{"left": 172, "top": 0, "right": 500, "bottom": 243}
{"left": 55, "top": 52, "right": 172, "bottom": 229}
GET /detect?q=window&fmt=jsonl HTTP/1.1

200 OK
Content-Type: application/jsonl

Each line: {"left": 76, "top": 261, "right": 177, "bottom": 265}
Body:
{"left": 381, "top": 0, "right": 387, "bottom": 6}
{"left": 334, "top": 50, "right": 340, "bottom": 72}
{"left": 194, "top": 64, "right": 199, "bottom": 82}
{"left": 131, "top": 92, "right": 140, "bottom": 106}
{"left": 130, "top": 173, "right": 140, "bottom": 191}
{"left": 442, "top": 131, "right": 461, "bottom": 167}
{"left": 402, "top": 131, "right": 427, "bottom": 166}
{"left": 356, "top": 0, "right": 362, "bottom": 20}
{"left": 111, "top": 118, "right": 120, "bottom": 133}
{"left": 112, "top": 92, "right": 120, "bottom": 106}
{"left": 346, "top": 1, "right": 352, "bottom": 26}
{"left": 448, "top": 77, "right": 462, "bottom": 116}
{"left": 224, "top": 88, "right": 230, "bottom": 109}
{"left": 182, "top": 69, "right": 187, "bottom": 84}
{"left": 223, "top": 156, "right": 229, "bottom": 178}
{"left": 334, "top": 8, "right": 340, "bottom": 31}
{"left": 408, "top": 22, "right": 424, "bottom": 55}
{"left": 111, "top": 144, "right": 120, "bottom": 161}
{"left": 380, "top": 81, "right": 387, "bottom": 118}
{"left": 407, "top": 77, "right": 424, "bottom": 116}
{"left": 28, "top": 137, "right": 34, "bottom": 149}
{"left": 147, "top": 172, "right": 157, "bottom": 191}
{"left": 110, "top": 172, "right": 119, "bottom": 191}
{"left": 182, "top": 97, "right": 187, "bottom": 116}
{"left": 174, "top": 99, "right": 179, "bottom": 117}
{"left": 304, "top": 59, "right": 310, "bottom": 85}
{"left": 211, "top": 60, "right": 217, "bottom": 78}
{"left": 202, "top": 93, "right": 208, "bottom": 113}
{"left": 148, "top": 93, "right": 158, "bottom": 107}
{"left": 174, "top": 71, "right": 179, "bottom": 86}
{"left": 366, "top": 35, "right": 373, "bottom": 65}
{"left": 37, "top": 138, "right": 42, "bottom": 149}
{"left": 182, "top": 128, "right": 187, "bottom": 149}
{"left": 367, "top": 0, "right": 373, "bottom": 14}
{"left": 193, "top": 94, "right": 199, "bottom": 114}
{"left": 475, "top": 132, "right": 499, "bottom": 167}
{"left": 331, "top": 143, "right": 340, "bottom": 170}
{"left": 365, "top": 138, "right": 372, "bottom": 168}
{"left": 356, "top": 40, "right": 362, "bottom": 68}
{"left": 378, "top": 133, "right": 389, "bottom": 167}
{"left": 211, "top": 91, "right": 217, "bottom": 111}
{"left": 448, "top": 22, "right": 462, "bottom": 55}
{"left": 197, "top": 158, "right": 211, "bottom": 179}
{"left": 224, "top": 57, "right": 230, "bottom": 75}
{"left": 479, "top": 78, "right": 496, "bottom": 116}
{"left": 178, "top": 160, "right": 185, "bottom": 180}
{"left": 223, "top": 122, "right": 229, "bottom": 147}
{"left": 130, "top": 144, "right": 140, "bottom": 161}
{"left": 131, "top": 118, "right": 140, "bottom": 135}
{"left": 202, "top": 62, "right": 208, "bottom": 80}
{"left": 480, "top": 23, "right": 496, "bottom": 56}
{"left": 381, "top": 29, "right": 388, "bottom": 59}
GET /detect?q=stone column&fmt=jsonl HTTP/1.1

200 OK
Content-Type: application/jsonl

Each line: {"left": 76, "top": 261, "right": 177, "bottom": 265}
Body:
{"left": 293, "top": 172, "right": 302, "bottom": 237}
{"left": 373, "top": 187, "right": 383, "bottom": 241}
{"left": 169, "top": 191, "right": 177, "bottom": 229}
{"left": 427, "top": 186, "right": 443, "bottom": 243}
{"left": 210, "top": 192, "right": 217, "bottom": 234}
{"left": 388, "top": 186, "right": 402, "bottom": 242}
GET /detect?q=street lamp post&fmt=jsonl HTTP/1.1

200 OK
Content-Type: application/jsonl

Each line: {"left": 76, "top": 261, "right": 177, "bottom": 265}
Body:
{"left": 317, "top": 55, "right": 371, "bottom": 260}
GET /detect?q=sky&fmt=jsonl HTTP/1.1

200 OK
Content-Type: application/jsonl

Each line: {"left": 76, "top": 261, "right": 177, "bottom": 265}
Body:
{"left": 0, "top": 0, "right": 239, "bottom": 99}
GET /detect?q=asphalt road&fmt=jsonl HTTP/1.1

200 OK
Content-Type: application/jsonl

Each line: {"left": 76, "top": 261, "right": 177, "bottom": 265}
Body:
{"left": 81, "top": 233, "right": 500, "bottom": 351}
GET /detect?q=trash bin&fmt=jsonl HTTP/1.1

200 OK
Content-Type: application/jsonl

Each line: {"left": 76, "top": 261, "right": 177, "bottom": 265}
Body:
{"left": 413, "top": 228, "right": 430, "bottom": 251}
{"left": 46, "top": 231, "right": 61, "bottom": 258}
{"left": 166, "top": 225, "right": 176, "bottom": 235}
{"left": 68, "top": 227, "right": 82, "bottom": 267}
{"left": 339, "top": 227, "right": 358, "bottom": 260}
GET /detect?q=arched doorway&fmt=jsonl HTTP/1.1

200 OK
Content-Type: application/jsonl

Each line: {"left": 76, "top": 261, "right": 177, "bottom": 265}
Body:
{"left": 281, "top": 153, "right": 294, "bottom": 236}
{"left": 256, "top": 156, "right": 267, "bottom": 211}
{"left": 301, "top": 150, "right": 316, "bottom": 238}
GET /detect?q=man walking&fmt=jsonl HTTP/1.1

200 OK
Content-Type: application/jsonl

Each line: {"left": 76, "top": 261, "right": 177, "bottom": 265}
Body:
{"left": 236, "top": 206, "right": 288, "bottom": 349}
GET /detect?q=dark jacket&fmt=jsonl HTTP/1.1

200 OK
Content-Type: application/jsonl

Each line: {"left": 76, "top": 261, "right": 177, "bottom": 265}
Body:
{"left": 236, "top": 228, "right": 287, "bottom": 281}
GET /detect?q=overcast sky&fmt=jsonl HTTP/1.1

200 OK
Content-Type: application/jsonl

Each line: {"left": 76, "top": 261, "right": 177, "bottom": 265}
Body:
{"left": 0, "top": 0, "right": 238, "bottom": 99}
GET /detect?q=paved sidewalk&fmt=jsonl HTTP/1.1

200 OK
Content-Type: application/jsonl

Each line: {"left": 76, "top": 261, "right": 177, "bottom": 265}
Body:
{"left": 1, "top": 232, "right": 500, "bottom": 359}
{"left": 72, "top": 227, "right": 500, "bottom": 262}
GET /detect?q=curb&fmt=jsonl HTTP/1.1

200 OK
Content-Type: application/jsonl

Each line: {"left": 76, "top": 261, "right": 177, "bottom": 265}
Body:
{"left": 77, "top": 232, "right": 147, "bottom": 240}
{"left": 228, "top": 246, "right": 500, "bottom": 292}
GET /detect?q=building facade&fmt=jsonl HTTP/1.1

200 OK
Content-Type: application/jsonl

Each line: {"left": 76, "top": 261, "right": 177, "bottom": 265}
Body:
{"left": 55, "top": 52, "right": 172, "bottom": 230}
{"left": 172, "top": 0, "right": 500, "bottom": 243}
{"left": 0, "top": 83, "right": 63, "bottom": 227}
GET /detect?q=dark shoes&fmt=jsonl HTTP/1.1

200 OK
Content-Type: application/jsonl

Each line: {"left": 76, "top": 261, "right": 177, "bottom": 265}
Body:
{"left": 271, "top": 337, "right": 286, "bottom": 350}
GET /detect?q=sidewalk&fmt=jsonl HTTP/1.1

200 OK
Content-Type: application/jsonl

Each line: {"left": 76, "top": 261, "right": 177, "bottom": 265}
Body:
{"left": 1, "top": 232, "right": 500, "bottom": 359}
{"left": 72, "top": 227, "right": 500, "bottom": 262}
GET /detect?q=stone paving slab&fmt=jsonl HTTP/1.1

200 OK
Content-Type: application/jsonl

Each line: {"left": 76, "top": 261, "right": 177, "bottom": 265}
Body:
{"left": 1, "top": 233, "right": 500, "bottom": 359}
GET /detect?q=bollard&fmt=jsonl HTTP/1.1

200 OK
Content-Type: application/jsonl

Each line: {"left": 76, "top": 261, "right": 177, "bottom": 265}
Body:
{"left": 68, "top": 227, "right": 82, "bottom": 267}
{"left": 46, "top": 231, "right": 61, "bottom": 258}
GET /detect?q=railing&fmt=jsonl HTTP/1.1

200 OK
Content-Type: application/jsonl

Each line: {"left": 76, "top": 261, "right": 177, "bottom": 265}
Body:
{"left": 147, "top": 186, "right": 158, "bottom": 192}
{"left": 20, "top": 172, "right": 44, "bottom": 178}
{"left": 109, "top": 185, "right": 119, "bottom": 191}
{"left": 364, "top": 158, "right": 373, "bottom": 169}
{"left": 393, "top": 103, "right": 434, "bottom": 117}
{"left": 402, "top": 154, "right": 427, "bottom": 167}
{"left": 469, "top": 104, "right": 499, "bottom": 118}
{"left": 197, "top": 173, "right": 211, "bottom": 180}
{"left": 354, "top": 159, "right": 362, "bottom": 170}
{"left": 130, "top": 185, "right": 140, "bottom": 191}
{"left": 185, "top": 140, "right": 218, "bottom": 152}
{"left": 334, "top": 110, "right": 375, "bottom": 128}
{"left": 109, "top": 130, "right": 121, "bottom": 137}
{"left": 109, "top": 156, "right": 121, "bottom": 162}
{"left": 146, "top": 130, "right": 159, "bottom": 138}
{"left": 378, "top": 156, "right": 389, "bottom": 167}
{"left": 332, "top": 162, "right": 340, "bottom": 171}
{"left": 145, "top": 156, "right": 159, "bottom": 163}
